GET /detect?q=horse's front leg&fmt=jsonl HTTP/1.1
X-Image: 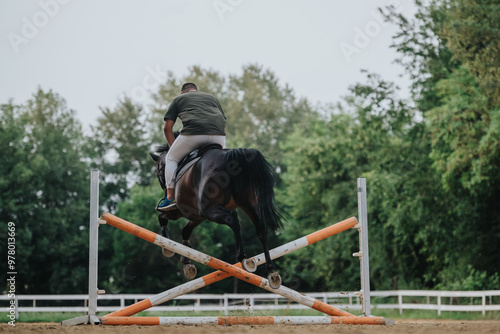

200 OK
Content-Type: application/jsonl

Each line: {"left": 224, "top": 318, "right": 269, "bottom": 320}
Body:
{"left": 158, "top": 212, "right": 174, "bottom": 258}
{"left": 179, "top": 219, "right": 204, "bottom": 280}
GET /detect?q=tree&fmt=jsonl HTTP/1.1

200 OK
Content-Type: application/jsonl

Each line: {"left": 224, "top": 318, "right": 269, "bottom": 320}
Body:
{"left": 427, "top": 66, "right": 500, "bottom": 191}
{"left": 277, "top": 72, "right": 421, "bottom": 291}
{"left": 0, "top": 89, "right": 90, "bottom": 293}
{"left": 87, "top": 97, "right": 154, "bottom": 212}
{"left": 381, "top": 0, "right": 458, "bottom": 113}
{"left": 380, "top": 0, "right": 500, "bottom": 289}
{"left": 384, "top": 0, "right": 500, "bottom": 193}
{"left": 225, "top": 64, "right": 312, "bottom": 169}
{"left": 439, "top": 0, "right": 500, "bottom": 106}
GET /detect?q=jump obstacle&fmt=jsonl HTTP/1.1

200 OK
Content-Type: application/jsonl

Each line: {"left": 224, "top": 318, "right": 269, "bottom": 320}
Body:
{"left": 62, "top": 170, "right": 393, "bottom": 326}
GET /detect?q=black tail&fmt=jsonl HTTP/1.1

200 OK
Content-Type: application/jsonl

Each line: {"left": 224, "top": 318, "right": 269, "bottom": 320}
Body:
{"left": 223, "top": 148, "right": 285, "bottom": 232}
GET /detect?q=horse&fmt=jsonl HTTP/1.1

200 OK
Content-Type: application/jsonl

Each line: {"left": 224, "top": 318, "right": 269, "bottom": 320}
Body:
{"left": 150, "top": 144, "right": 285, "bottom": 289}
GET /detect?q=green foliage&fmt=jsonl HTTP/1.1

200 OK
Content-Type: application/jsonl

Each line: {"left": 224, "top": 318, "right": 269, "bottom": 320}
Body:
{"left": 102, "top": 184, "right": 179, "bottom": 294}
{"left": 0, "top": 89, "right": 89, "bottom": 294}
{"left": 427, "top": 66, "right": 500, "bottom": 192}
{"left": 277, "top": 71, "right": 426, "bottom": 291}
{"left": 436, "top": 265, "right": 500, "bottom": 290}
{"left": 438, "top": 0, "right": 500, "bottom": 106}
{"left": 375, "top": 0, "right": 500, "bottom": 290}
{"left": 380, "top": 0, "right": 458, "bottom": 112}
{"left": 3, "top": 0, "right": 500, "bottom": 296}
{"left": 86, "top": 97, "right": 154, "bottom": 212}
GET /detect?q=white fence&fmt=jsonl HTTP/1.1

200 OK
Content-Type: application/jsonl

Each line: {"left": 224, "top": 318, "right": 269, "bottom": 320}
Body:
{"left": 2, "top": 290, "right": 500, "bottom": 319}
{"left": 371, "top": 290, "right": 500, "bottom": 316}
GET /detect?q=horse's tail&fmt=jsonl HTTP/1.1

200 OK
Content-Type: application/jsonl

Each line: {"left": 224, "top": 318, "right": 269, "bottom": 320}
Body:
{"left": 223, "top": 148, "right": 285, "bottom": 232}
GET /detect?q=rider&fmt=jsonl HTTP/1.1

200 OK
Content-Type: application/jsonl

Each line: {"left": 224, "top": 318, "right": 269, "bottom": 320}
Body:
{"left": 156, "top": 82, "right": 227, "bottom": 211}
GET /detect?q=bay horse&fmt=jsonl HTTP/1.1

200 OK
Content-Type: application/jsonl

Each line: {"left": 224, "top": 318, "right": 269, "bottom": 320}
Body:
{"left": 150, "top": 144, "right": 285, "bottom": 289}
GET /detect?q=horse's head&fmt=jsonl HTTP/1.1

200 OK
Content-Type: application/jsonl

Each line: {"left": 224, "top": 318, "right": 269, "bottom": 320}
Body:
{"left": 150, "top": 144, "right": 170, "bottom": 192}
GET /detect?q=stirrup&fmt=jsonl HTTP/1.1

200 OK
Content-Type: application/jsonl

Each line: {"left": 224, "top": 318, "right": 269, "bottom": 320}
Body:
{"left": 164, "top": 200, "right": 177, "bottom": 211}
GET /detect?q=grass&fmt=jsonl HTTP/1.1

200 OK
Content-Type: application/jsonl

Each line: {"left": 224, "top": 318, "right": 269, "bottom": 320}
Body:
{"left": 2, "top": 309, "right": 499, "bottom": 323}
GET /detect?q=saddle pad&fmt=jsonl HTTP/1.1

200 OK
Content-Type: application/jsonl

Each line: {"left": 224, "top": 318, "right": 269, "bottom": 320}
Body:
{"left": 175, "top": 157, "right": 200, "bottom": 183}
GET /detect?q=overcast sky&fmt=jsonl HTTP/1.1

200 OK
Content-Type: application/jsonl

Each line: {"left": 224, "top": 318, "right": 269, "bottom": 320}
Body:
{"left": 1, "top": 0, "right": 417, "bottom": 133}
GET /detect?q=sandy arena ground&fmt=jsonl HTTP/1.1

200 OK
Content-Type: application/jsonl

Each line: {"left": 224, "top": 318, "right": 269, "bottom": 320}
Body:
{"left": 1, "top": 320, "right": 499, "bottom": 334}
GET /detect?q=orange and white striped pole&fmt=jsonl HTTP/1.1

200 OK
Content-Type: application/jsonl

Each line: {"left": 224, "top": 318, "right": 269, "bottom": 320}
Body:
{"left": 100, "top": 212, "right": 355, "bottom": 318}
{"left": 101, "top": 316, "right": 394, "bottom": 326}
{"left": 104, "top": 216, "right": 358, "bottom": 318}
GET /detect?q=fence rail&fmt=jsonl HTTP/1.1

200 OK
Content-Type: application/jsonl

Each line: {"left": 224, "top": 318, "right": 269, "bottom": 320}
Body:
{"left": 2, "top": 290, "right": 500, "bottom": 319}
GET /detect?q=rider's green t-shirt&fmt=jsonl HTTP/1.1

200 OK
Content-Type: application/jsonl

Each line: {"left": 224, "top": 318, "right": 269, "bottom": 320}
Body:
{"left": 164, "top": 91, "right": 226, "bottom": 136}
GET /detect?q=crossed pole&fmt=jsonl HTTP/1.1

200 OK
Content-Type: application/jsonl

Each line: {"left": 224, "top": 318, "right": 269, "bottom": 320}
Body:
{"left": 98, "top": 213, "right": 391, "bottom": 325}
{"left": 103, "top": 215, "right": 358, "bottom": 318}
{"left": 100, "top": 212, "right": 355, "bottom": 318}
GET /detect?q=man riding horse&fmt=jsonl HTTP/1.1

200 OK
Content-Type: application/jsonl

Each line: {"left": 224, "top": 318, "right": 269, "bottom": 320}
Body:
{"left": 151, "top": 82, "right": 284, "bottom": 288}
{"left": 156, "top": 82, "right": 227, "bottom": 211}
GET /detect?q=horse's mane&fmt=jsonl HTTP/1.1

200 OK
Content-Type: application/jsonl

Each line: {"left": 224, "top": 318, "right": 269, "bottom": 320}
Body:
{"left": 155, "top": 131, "right": 180, "bottom": 154}
{"left": 155, "top": 144, "right": 170, "bottom": 154}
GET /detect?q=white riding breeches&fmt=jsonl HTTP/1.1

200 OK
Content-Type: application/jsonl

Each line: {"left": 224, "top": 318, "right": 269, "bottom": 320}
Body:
{"left": 165, "top": 134, "right": 226, "bottom": 189}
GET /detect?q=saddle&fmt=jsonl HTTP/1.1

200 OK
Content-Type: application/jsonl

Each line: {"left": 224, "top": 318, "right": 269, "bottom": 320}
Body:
{"left": 174, "top": 143, "right": 222, "bottom": 183}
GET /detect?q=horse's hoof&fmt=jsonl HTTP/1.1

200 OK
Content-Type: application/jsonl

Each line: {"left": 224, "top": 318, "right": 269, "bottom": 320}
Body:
{"left": 183, "top": 264, "right": 197, "bottom": 280}
{"left": 242, "top": 258, "right": 257, "bottom": 273}
{"left": 162, "top": 248, "right": 175, "bottom": 258}
{"left": 267, "top": 272, "right": 282, "bottom": 289}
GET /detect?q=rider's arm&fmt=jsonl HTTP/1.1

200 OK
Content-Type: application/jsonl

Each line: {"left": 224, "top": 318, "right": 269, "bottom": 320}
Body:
{"left": 164, "top": 119, "right": 175, "bottom": 147}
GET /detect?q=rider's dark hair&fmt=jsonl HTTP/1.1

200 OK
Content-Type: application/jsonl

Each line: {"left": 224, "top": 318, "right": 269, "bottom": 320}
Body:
{"left": 181, "top": 83, "right": 198, "bottom": 93}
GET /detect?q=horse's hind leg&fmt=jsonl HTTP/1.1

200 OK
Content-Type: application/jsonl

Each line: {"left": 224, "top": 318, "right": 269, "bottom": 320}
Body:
{"left": 202, "top": 205, "right": 247, "bottom": 263}
{"left": 179, "top": 219, "right": 203, "bottom": 280}
{"left": 255, "top": 220, "right": 281, "bottom": 289}
{"left": 241, "top": 206, "right": 281, "bottom": 289}
{"left": 158, "top": 212, "right": 174, "bottom": 258}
